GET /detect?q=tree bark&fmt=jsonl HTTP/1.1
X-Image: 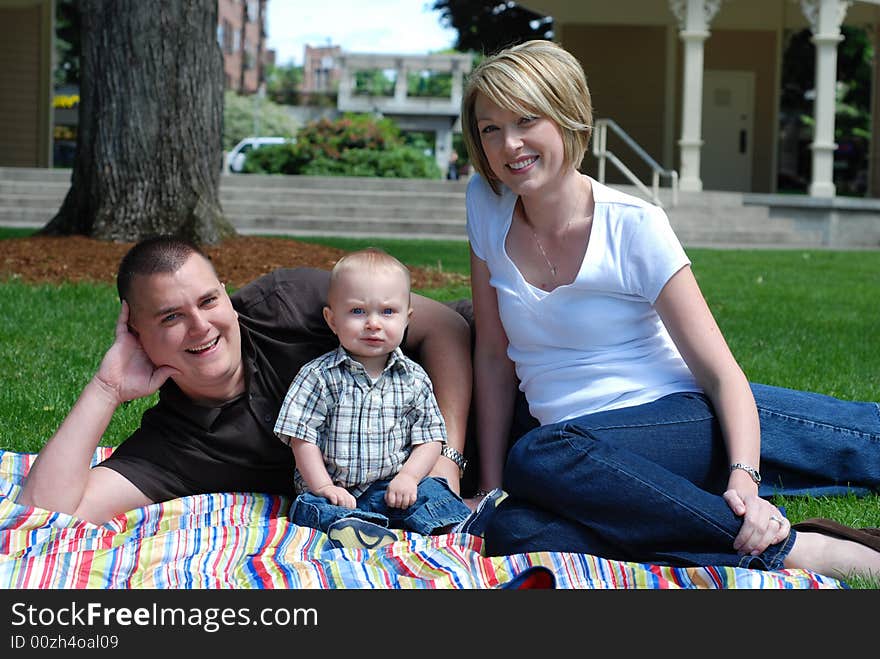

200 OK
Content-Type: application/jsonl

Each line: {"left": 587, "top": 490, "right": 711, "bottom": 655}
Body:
{"left": 42, "top": 0, "right": 235, "bottom": 244}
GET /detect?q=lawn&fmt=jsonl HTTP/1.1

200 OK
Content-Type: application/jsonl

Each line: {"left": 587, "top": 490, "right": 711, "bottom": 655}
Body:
{"left": 1, "top": 233, "right": 878, "bottom": 586}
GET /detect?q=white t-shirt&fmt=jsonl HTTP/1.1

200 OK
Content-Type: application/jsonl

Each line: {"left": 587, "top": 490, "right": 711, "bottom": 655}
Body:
{"left": 466, "top": 173, "right": 701, "bottom": 426}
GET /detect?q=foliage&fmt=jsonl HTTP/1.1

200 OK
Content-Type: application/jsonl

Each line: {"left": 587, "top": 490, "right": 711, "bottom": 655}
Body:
{"left": 264, "top": 62, "right": 304, "bottom": 105}
{"left": 54, "top": 0, "right": 81, "bottom": 87}
{"left": 432, "top": 0, "right": 553, "bottom": 54}
{"left": 243, "top": 113, "right": 442, "bottom": 178}
{"left": 222, "top": 90, "right": 300, "bottom": 151}
{"left": 407, "top": 71, "right": 452, "bottom": 98}
{"left": 779, "top": 26, "right": 873, "bottom": 195}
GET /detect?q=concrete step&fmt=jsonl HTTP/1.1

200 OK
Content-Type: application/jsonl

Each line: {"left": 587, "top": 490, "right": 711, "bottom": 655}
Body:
{"left": 1, "top": 168, "right": 870, "bottom": 247}
{"left": 234, "top": 214, "right": 466, "bottom": 239}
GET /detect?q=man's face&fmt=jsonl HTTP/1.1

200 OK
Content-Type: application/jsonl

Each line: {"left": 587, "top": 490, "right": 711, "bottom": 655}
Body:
{"left": 127, "top": 253, "right": 243, "bottom": 403}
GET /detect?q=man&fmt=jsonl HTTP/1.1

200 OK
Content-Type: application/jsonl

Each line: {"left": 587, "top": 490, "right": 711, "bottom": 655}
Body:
{"left": 18, "top": 236, "right": 473, "bottom": 524}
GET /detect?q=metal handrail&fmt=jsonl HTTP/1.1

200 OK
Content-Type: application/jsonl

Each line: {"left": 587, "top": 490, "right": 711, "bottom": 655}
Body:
{"left": 592, "top": 118, "right": 678, "bottom": 207}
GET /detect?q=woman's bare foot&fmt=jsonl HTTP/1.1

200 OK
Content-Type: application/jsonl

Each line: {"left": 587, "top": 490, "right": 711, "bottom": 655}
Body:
{"left": 785, "top": 531, "right": 880, "bottom": 581}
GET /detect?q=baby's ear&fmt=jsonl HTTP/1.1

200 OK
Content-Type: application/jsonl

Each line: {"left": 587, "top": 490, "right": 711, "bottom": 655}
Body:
{"left": 322, "top": 305, "right": 337, "bottom": 334}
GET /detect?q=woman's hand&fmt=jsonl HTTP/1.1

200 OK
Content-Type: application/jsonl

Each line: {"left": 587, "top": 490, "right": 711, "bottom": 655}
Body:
{"left": 723, "top": 484, "right": 790, "bottom": 556}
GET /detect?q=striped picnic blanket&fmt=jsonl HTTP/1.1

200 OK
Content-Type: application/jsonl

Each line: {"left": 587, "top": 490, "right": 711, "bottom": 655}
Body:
{"left": 0, "top": 448, "right": 845, "bottom": 589}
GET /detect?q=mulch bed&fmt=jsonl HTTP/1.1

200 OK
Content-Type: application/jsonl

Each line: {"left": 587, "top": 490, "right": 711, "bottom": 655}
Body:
{"left": 0, "top": 235, "right": 462, "bottom": 290}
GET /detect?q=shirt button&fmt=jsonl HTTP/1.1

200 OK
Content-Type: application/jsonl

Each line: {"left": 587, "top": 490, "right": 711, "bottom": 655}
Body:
{"left": 264, "top": 414, "right": 272, "bottom": 422}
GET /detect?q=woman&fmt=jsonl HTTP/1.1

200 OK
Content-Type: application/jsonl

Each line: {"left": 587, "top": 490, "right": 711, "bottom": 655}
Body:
{"left": 463, "top": 40, "right": 880, "bottom": 580}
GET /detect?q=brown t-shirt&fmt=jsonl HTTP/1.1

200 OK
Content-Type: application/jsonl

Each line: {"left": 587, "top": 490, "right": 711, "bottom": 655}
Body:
{"left": 100, "top": 268, "right": 344, "bottom": 501}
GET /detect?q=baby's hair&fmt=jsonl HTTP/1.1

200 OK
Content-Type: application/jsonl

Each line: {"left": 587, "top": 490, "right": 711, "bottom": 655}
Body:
{"left": 329, "top": 247, "right": 412, "bottom": 299}
{"left": 461, "top": 39, "right": 593, "bottom": 194}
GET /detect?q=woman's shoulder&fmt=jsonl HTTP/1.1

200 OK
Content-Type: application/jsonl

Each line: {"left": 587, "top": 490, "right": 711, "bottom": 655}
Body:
{"left": 591, "top": 177, "right": 662, "bottom": 214}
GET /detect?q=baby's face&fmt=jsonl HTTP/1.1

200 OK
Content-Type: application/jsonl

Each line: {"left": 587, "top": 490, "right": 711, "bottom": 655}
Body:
{"left": 323, "top": 267, "right": 412, "bottom": 360}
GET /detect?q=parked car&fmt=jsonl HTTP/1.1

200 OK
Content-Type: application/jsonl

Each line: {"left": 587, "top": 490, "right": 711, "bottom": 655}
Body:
{"left": 226, "top": 136, "right": 293, "bottom": 173}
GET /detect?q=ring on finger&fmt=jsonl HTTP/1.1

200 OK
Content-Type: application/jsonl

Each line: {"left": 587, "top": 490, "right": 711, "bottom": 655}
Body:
{"left": 769, "top": 515, "right": 784, "bottom": 525}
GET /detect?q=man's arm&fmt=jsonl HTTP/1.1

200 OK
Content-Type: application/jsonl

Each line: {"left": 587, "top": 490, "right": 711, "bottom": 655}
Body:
{"left": 406, "top": 294, "right": 472, "bottom": 493}
{"left": 18, "top": 302, "right": 176, "bottom": 523}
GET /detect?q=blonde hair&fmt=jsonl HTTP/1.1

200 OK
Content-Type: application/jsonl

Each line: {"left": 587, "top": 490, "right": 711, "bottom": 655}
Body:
{"left": 328, "top": 247, "right": 411, "bottom": 301}
{"left": 461, "top": 40, "right": 593, "bottom": 194}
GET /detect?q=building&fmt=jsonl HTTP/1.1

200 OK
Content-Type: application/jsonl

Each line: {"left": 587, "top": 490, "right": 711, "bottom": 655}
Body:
{"left": 519, "top": 0, "right": 880, "bottom": 198}
{"left": 302, "top": 45, "right": 342, "bottom": 94}
{"left": 217, "top": 0, "right": 271, "bottom": 94}
{"left": 0, "top": 0, "right": 53, "bottom": 167}
{"left": 335, "top": 51, "right": 472, "bottom": 175}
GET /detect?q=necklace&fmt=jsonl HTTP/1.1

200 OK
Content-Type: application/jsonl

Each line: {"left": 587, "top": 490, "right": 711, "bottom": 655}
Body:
{"left": 530, "top": 221, "right": 568, "bottom": 280}
{"left": 524, "top": 213, "right": 593, "bottom": 281}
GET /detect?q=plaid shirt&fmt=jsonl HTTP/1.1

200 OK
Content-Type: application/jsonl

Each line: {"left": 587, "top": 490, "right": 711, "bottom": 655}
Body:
{"left": 274, "top": 346, "right": 447, "bottom": 497}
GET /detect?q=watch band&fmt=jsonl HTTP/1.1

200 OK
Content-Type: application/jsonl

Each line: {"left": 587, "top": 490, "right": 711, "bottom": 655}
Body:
{"left": 440, "top": 445, "right": 468, "bottom": 477}
{"left": 729, "top": 463, "right": 761, "bottom": 484}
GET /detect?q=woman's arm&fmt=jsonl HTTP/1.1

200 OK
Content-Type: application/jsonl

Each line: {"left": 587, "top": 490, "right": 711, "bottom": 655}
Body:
{"left": 406, "top": 292, "right": 472, "bottom": 493}
{"left": 654, "top": 265, "right": 788, "bottom": 554}
{"left": 470, "top": 250, "right": 519, "bottom": 493}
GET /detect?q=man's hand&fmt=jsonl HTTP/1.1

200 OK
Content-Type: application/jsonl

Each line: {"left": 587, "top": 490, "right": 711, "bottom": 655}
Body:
{"left": 385, "top": 472, "right": 419, "bottom": 509}
{"left": 95, "top": 301, "right": 179, "bottom": 405}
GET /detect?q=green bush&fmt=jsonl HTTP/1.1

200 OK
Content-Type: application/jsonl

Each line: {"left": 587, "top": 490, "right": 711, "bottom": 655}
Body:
{"left": 244, "top": 113, "right": 441, "bottom": 179}
{"left": 222, "top": 90, "right": 300, "bottom": 151}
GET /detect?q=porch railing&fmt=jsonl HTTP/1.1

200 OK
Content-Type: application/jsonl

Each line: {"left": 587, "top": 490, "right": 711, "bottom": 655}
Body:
{"left": 592, "top": 118, "right": 678, "bottom": 207}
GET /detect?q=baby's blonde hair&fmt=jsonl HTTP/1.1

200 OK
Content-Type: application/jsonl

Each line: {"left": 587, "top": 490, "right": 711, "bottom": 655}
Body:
{"left": 329, "top": 247, "right": 411, "bottom": 302}
{"left": 461, "top": 40, "right": 593, "bottom": 194}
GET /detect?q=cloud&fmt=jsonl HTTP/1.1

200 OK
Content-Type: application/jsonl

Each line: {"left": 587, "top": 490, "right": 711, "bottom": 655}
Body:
{"left": 266, "top": 0, "right": 457, "bottom": 65}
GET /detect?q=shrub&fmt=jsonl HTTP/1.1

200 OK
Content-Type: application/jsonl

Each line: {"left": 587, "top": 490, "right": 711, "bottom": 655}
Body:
{"left": 244, "top": 113, "right": 441, "bottom": 179}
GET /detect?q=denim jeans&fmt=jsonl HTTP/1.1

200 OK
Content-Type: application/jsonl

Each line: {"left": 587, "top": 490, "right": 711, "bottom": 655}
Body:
{"left": 485, "top": 384, "right": 880, "bottom": 569}
{"left": 290, "top": 476, "right": 470, "bottom": 536}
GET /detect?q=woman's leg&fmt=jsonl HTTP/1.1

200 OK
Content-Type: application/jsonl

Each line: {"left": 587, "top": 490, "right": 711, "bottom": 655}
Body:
{"left": 751, "top": 383, "right": 880, "bottom": 496}
{"left": 491, "top": 393, "right": 792, "bottom": 568}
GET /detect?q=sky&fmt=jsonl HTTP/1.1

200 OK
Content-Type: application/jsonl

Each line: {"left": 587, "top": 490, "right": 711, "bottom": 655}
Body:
{"left": 265, "top": 0, "right": 458, "bottom": 67}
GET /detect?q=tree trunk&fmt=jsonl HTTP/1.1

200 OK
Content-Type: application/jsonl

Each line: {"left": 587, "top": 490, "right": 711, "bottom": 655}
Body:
{"left": 42, "top": 0, "right": 235, "bottom": 244}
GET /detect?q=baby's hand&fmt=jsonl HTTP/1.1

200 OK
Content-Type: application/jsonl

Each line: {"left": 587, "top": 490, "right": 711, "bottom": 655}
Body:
{"left": 385, "top": 473, "right": 418, "bottom": 509}
{"left": 315, "top": 484, "right": 356, "bottom": 509}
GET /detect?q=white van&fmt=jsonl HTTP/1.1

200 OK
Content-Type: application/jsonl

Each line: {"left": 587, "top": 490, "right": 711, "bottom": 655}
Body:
{"left": 226, "top": 136, "right": 293, "bottom": 173}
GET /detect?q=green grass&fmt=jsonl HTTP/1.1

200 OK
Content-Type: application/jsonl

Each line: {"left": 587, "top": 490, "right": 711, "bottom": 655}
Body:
{"left": 2, "top": 233, "right": 878, "bottom": 587}
{"left": 0, "top": 227, "right": 37, "bottom": 239}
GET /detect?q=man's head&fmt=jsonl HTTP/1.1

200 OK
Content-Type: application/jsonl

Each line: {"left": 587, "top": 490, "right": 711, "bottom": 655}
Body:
{"left": 324, "top": 248, "right": 412, "bottom": 363}
{"left": 117, "top": 236, "right": 244, "bottom": 403}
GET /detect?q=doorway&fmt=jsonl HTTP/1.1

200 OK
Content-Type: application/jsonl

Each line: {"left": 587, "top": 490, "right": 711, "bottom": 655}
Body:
{"left": 701, "top": 70, "right": 755, "bottom": 192}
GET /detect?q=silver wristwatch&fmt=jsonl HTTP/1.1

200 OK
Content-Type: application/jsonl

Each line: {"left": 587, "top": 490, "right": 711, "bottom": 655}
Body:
{"left": 729, "top": 463, "right": 761, "bottom": 484}
{"left": 441, "top": 445, "right": 468, "bottom": 477}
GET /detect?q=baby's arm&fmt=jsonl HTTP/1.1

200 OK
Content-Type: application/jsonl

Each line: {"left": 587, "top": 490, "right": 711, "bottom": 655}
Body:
{"left": 385, "top": 440, "right": 442, "bottom": 509}
{"left": 291, "top": 438, "right": 356, "bottom": 508}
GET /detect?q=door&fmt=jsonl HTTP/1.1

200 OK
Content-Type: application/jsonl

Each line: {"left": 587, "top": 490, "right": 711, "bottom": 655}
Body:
{"left": 701, "top": 70, "right": 755, "bottom": 192}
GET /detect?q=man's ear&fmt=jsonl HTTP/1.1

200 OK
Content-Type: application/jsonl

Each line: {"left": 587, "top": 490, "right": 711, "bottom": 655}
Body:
{"left": 322, "top": 306, "right": 337, "bottom": 334}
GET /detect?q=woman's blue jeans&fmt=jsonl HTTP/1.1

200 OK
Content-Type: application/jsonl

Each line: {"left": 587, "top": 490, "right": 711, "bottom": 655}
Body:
{"left": 484, "top": 384, "right": 880, "bottom": 569}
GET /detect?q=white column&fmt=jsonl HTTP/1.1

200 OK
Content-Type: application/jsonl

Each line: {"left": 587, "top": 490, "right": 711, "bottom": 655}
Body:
{"left": 394, "top": 59, "right": 408, "bottom": 104}
{"left": 801, "top": 0, "right": 851, "bottom": 197}
{"left": 337, "top": 56, "right": 352, "bottom": 108}
{"left": 670, "top": 0, "right": 724, "bottom": 192}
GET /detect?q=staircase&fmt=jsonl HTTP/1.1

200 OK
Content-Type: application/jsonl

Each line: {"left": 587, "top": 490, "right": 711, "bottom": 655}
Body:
{"left": 0, "top": 167, "right": 848, "bottom": 248}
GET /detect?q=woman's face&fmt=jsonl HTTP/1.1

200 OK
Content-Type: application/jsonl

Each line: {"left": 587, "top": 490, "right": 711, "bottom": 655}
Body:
{"left": 474, "top": 92, "right": 567, "bottom": 196}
